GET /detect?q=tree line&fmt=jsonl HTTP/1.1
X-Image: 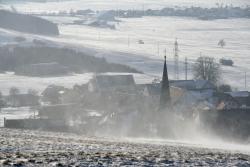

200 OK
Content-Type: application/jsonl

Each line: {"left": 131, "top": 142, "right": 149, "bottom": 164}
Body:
{"left": 0, "top": 46, "right": 140, "bottom": 76}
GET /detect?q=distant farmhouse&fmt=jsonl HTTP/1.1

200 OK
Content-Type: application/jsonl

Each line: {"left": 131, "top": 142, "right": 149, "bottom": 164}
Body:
{"left": 88, "top": 74, "right": 136, "bottom": 94}
{"left": 216, "top": 91, "right": 250, "bottom": 110}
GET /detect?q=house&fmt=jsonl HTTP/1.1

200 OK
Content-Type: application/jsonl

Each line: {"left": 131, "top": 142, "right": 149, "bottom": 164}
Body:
{"left": 88, "top": 74, "right": 136, "bottom": 94}
{"left": 141, "top": 83, "right": 184, "bottom": 103}
{"left": 227, "top": 91, "right": 250, "bottom": 108}
{"left": 170, "top": 80, "right": 216, "bottom": 91}
{"left": 167, "top": 80, "right": 217, "bottom": 112}
{"left": 170, "top": 80, "right": 216, "bottom": 101}
{"left": 141, "top": 83, "right": 161, "bottom": 97}
{"left": 173, "top": 89, "right": 215, "bottom": 113}
{"left": 213, "top": 92, "right": 240, "bottom": 110}
{"left": 170, "top": 80, "right": 216, "bottom": 97}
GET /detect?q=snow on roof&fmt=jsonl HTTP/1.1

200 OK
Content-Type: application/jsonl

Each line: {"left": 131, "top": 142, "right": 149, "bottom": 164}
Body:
{"left": 170, "top": 80, "right": 215, "bottom": 90}
{"left": 194, "top": 80, "right": 215, "bottom": 89}
{"left": 170, "top": 80, "right": 195, "bottom": 90}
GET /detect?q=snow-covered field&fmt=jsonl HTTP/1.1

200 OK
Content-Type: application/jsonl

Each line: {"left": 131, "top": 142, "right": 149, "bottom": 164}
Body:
{"left": 0, "top": 1, "right": 250, "bottom": 163}
{"left": 59, "top": 16, "right": 250, "bottom": 89}
{"left": 0, "top": 128, "right": 250, "bottom": 166}
{"left": 0, "top": 0, "right": 249, "bottom": 91}
{"left": 4, "top": 16, "right": 249, "bottom": 89}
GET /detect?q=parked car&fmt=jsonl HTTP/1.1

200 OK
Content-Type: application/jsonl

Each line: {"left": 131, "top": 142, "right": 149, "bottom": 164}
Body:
{"left": 138, "top": 39, "right": 144, "bottom": 44}
{"left": 219, "top": 58, "right": 234, "bottom": 66}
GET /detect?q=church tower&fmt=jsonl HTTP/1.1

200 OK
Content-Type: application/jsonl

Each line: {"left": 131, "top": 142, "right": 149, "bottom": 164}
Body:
{"left": 159, "top": 55, "right": 171, "bottom": 110}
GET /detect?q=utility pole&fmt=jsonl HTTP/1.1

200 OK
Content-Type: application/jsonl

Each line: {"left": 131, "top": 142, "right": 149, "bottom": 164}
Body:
{"left": 116, "top": 8, "right": 119, "bottom": 18}
{"left": 142, "top": 4, "right": 145, "bottom": 16}
{"left": 245, "top": 71, "right": 247, "bottom": 89}
{"left": 185, "top": 57, "right": 188, "bottom": 80}
{"left": 174, "top": 38, "right": 179, "bottom": 80}
{"left": 128, "top": 35, "right": 130, "bottom": 47}
{"left": 157, "top": 42, "right": 160, "bottom": 57}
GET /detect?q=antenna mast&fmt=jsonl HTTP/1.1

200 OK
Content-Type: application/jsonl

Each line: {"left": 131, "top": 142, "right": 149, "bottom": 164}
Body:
{"left": 245, "top": 71, "right": 247, "bottom": 89}
{"left": 185, "top": 57, "right": 188, "bottom": 80}
{"left": 174, "top": 38, "right": 179, "bottom": 80}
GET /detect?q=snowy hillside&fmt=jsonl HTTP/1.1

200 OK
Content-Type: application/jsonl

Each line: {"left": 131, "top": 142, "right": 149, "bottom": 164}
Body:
{"left": 18, "top": 16, "right": 250, "bottom": 90}
{"left": 0, "top": 0, "right": 249, "bottom": 92}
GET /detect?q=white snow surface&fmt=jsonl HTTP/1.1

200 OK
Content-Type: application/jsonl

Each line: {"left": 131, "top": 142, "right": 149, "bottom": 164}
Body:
{"left": 7, "top": 16, "right": 249, "bottom": 90}
{"left": 0, "top": 0, "right": 250, "bottom": 92}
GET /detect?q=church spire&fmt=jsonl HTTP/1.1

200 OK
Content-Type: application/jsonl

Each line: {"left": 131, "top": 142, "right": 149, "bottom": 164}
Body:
{"left": 159, "top": 51, "right": 171, "bottom": 110}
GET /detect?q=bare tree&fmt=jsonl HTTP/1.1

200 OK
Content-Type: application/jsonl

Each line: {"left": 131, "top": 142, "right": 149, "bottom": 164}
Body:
{"left": 27, "top": 89, "right": 38, "bottom": 96}
{"left": 218, "top": 84, "right": 232, "bottom": 93}
{"left": 9, "top": 87, "right": 20, "bottom": 96}
{"left": 193, "top": 56, "right": 221, "bottom": 84}
{"left": 218, "top": 39, "right": 226, "bottom": 48}
{"left": 9, "top": 87, "right": 20, "bottom": 107}
{"left": 41, "top": 85, "right": 65, "bottom": 104}
{"left": 0, "top": 91, "right": 5, "bottom": 111}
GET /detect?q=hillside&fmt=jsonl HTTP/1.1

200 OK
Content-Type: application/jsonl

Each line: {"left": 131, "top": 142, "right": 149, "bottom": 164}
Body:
{"left": 0, "top": 46, "right": 140, "bottom": 76}
{"left": 0, "top": 10, "right": 59, "bottom": 35}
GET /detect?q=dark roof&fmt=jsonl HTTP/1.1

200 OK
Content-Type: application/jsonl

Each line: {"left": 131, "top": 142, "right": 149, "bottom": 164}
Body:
{"left": 170, "top": 80, "right": 195, "bottom": 90}
{"left": 214, "top": 92, "right": 241, "bottom": 109}
{"left": 228, "top": 91, "right": 249, "bottom": 98}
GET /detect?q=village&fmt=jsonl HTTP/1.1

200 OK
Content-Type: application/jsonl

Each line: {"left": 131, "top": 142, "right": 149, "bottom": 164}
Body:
{"left": 0, "top": 9, "right": 249, "bottom": 141}
{"left": 1, "top": 50, "right": 250, "bottom": 141}
{"left": 1, "top": 1, "right": 250, "bottom": 166}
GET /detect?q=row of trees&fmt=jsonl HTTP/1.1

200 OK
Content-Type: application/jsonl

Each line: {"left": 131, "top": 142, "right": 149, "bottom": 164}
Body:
{"left": 0, "top": 87, "right": 39, "bottom": 110}
{"left": 0, "top": 46, "right": 140, "bottom": 76}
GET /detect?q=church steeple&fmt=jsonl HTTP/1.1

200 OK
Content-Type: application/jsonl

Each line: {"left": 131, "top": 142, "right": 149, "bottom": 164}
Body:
{"left": 159, "top": 51, "right": 171, "bottom": 110}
